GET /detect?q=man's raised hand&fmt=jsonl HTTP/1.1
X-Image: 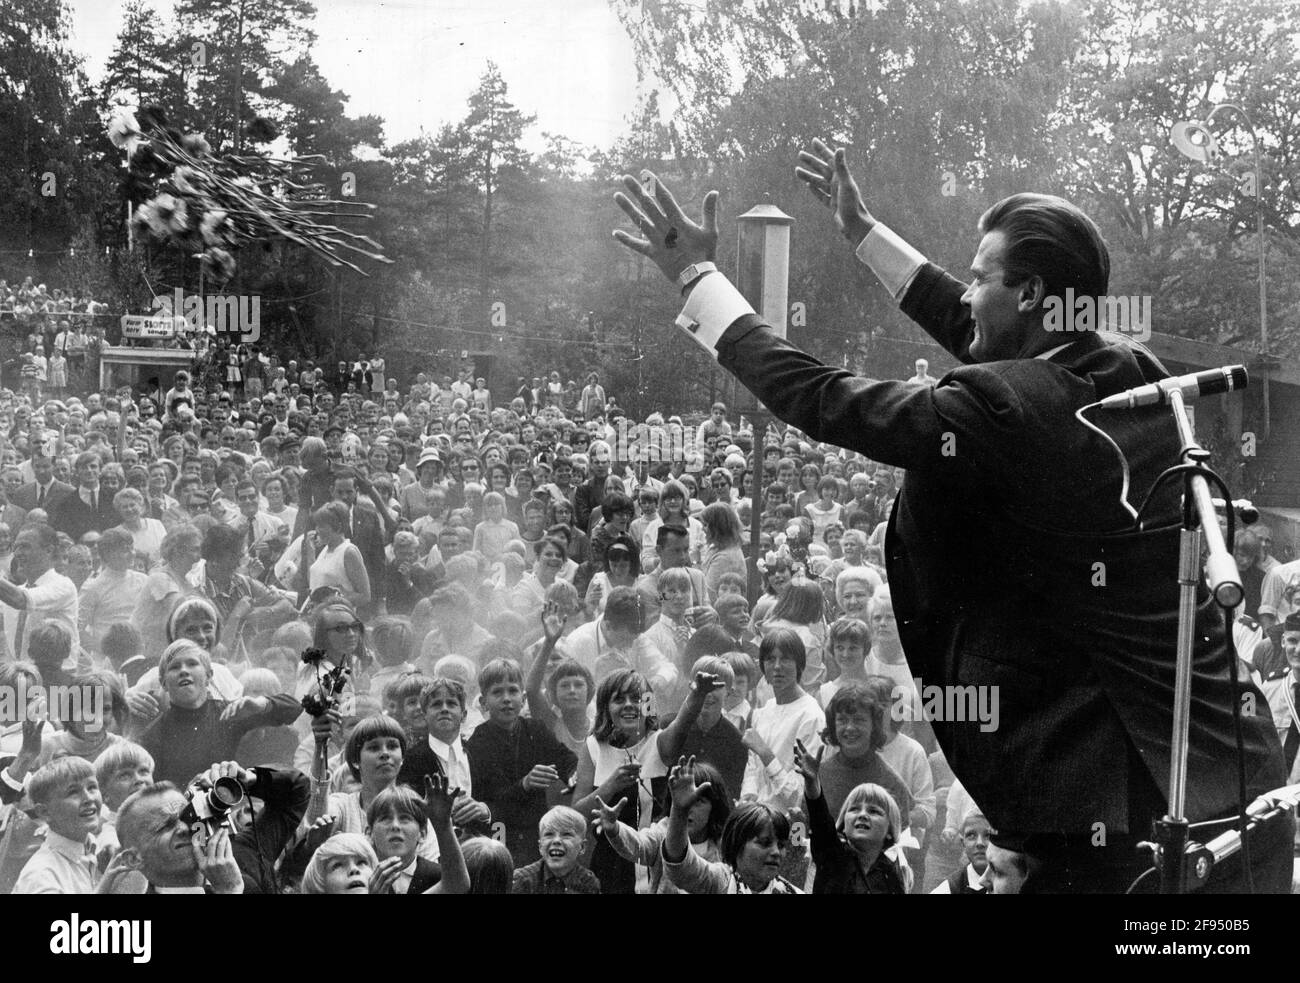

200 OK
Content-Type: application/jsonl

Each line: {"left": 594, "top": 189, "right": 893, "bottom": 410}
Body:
{"left": 794, "top": 139, "right": 875, "bottom": 244}
{"left": 195, "top": 827, "right": 243, "bottom": 894}
{"left": 613, "top": 171, "right": 718, "bottom": 284}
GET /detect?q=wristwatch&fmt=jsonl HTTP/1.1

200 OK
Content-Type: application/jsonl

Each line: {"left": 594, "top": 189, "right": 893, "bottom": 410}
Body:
{"left": 677, "top": 261, "right": 718, "bottom": 293}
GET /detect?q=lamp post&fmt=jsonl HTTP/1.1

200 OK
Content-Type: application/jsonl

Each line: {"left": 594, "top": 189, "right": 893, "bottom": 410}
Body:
{"left": 735, "top": 204, "right": 794, "bottom": 603}
{"left": 1171, "top": 104, "right": 1270, "bottom": 437}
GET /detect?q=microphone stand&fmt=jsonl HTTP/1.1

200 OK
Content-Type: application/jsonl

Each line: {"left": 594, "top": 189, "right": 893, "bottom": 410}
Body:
{"left": 1149, "top": 388, "right": 1245, "bottom": 894}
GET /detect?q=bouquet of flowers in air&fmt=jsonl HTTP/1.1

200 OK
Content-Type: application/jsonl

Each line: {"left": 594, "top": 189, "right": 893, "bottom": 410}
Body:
{"left": 109, "top": 105, "right": 390, "bottom": 281}
{"left": 300, "top": 647, "right": 351, "bottom": 717}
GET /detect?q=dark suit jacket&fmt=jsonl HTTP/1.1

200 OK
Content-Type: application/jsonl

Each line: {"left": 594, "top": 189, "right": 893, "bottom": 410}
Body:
{"left": 397, "top": 736, "right": 493, "bottom": 840}
{"left": 50, "top": 488, "right": 118, "bottom": 540}
{"left": 573, "top": 477, "right": 608, "bottom": 533}
{"left": 344, "top": 502, "right": 388, "bottom": 602}
{"left": 713, "top": 261, "right": 1286, "bottom": 838}
{"left": 12, "top": 479, "right": 73, "bottom": 512}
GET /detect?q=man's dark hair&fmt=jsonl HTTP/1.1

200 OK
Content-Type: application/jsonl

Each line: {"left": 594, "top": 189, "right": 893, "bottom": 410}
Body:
{"left": 978, "top": 192, "right": 1110, "bottom": 308}
{"left": 656, "top": 523, "right": 689, "bottom": 549}
{"left": 600, "top": 491, "right": 634, "bottom": 523}
{"left": 202, "top": 523, "right": 245, "bottom": 563}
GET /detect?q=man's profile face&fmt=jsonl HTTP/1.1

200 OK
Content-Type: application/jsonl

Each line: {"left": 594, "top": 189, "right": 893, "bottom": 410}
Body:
{"left": 981, "top": 843, "right": 1029, "bottom": 895}
{"left": 960, "top": 230, "right": 1035, "bottom": 363}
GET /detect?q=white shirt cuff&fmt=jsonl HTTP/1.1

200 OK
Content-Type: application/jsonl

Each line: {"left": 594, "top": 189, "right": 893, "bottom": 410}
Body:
{"left": 855, "top": 223, "right": 927, "bottom": 300}
{"left": 1, "top": 767, "right": 26, "bottom": 792}
{"left": 675, "top": 274, "right": 755, "bottom": 356}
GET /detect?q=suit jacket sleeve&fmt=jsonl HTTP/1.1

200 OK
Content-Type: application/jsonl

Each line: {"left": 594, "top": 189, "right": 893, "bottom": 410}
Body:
{"left": 234, "top": 766, "right": 310, "bottom": 868}
{"left": 715, "top": 311, "right": 1028, "bottom": 482}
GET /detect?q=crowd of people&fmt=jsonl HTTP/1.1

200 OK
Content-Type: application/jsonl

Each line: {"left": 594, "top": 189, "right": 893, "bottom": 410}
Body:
{"left": 0, "top": 344, "right": 1292, "bottom": 896}
{"left": 0, "top": 279, "right": 110, "bottom": 399}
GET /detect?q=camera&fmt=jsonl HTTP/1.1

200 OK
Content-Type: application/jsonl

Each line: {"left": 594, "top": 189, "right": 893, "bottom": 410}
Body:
{"left": 180, "top": 776, "right": 245, "bottom": 846}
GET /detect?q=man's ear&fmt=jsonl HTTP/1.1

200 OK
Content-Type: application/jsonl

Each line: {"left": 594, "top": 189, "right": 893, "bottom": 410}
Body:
{"left": 1018, "top": 275, "right": 1046, "bottom": 313}
{"left": 31, "top": 802, "right": 49, "bottom": 824}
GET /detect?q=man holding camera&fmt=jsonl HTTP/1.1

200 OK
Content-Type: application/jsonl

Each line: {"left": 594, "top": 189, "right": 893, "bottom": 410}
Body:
{"left": 110, "top": 760, "right": 310, "bottom": 894}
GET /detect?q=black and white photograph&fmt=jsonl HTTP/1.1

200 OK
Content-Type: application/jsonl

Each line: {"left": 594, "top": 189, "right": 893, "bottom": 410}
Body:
{"left": 0, "top": 0, "right": 1297, "bottom": 961}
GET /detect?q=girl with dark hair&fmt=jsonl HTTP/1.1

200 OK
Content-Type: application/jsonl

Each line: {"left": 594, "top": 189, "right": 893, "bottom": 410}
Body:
{"left": 763, "top": 580, "right": 829, "bottom": 687}
{"left": 593, "top": 758, "right": 731, "bottom": 893}
{"left": 583, "top": 533, "right": 640, "bottom": 616}
{"left": 572, "top": 667, "right": 721, "bottom": 893}
{"left": 660, "top": 755, "right": 803, "bottom": 893}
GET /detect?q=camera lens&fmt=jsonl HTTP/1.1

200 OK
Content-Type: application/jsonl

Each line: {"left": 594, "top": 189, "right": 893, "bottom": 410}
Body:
{"left": 209, "top": 776, "right": 245, "bottom": 811}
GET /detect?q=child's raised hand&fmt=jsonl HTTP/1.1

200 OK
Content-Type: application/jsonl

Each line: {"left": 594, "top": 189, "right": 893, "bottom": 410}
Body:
{"left": 541, "top": 601, "right": 568, "bottom": 645}
{"left": 18, "top": 716, "right": 44, "bottom": 761}
{"left": 691, "top": 671, "right": 725, "bottom": 696}
{"left": 368, "top": 855, "right": 405, "bottom": 894}
{"left": 304, "top": 815, "right": 336, "bottom": 854}
{"left": 591, "top": 795, "right": 628, "bottom": 835}
{"left": 423, "top": 773, "right": 461, "bottom": 826}
{"left": 667, "top": 755, "right": 710, "bottom": 813}
{"left": 793, "top": 739, "right": 824, "bottom": 798}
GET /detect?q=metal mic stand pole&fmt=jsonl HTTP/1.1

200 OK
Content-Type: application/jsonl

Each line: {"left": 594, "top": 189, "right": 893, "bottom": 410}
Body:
{"left": 1156, "top": 388, "right": 1244, "bottom": 894}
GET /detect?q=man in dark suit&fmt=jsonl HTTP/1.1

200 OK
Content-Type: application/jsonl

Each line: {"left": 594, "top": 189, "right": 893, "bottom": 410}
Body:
{"left": 11, "top": 453, "right": 73, "bottom": 511}
{"left": 610, "top": 154, "right": 1291, "bottom": 892}
{"left": 50, "top": 451, "right": 117, "bottom": 541}
{"left": 331, "top": 467, "right": 396, "bottom": 611}
{"left": 572, "top": 440, "right": 611, "bottom": 532}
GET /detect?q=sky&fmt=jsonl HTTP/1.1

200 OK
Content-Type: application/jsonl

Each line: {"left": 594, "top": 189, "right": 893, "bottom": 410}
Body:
{"left": 64, "top": 0, "right": 644, "bottom": 155}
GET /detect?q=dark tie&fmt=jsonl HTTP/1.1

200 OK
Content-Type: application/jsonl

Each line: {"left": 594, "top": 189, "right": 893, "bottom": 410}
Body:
{"left": 246, "top": 519, "right": 256, "bottom": 550}
{"left": 14, "top": 580, "right": 33, "bottom": 658}
{"left": 1284, "top": 683, "right": 1299, "bottom": 772}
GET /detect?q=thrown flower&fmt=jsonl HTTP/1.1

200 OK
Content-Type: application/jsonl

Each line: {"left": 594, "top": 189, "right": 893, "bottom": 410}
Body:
{"left": 200, "top": 247, "right": 236, "bottom": 281}
{"left": 107, "top": 110, "right": 142, "bottom": 154}
{"left": 199, "top": 208, "right": 229, "bottom": 246}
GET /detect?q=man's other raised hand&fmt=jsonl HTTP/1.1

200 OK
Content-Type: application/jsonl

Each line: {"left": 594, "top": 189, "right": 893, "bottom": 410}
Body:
{"left": 612, "top": 171, "right": 718, "bottom": 285}
{"left": 795, "top": 139, "right": 877, "bottom": 245}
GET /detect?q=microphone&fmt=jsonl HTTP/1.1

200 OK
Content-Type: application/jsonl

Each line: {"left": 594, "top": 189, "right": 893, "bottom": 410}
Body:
{"left": 1097, "top": 365, "right": 1247, "bottom": 411}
